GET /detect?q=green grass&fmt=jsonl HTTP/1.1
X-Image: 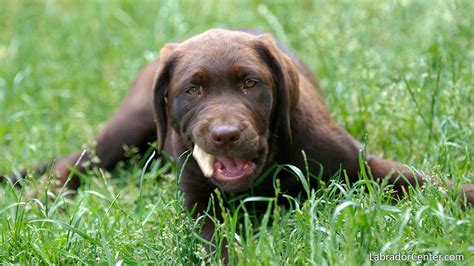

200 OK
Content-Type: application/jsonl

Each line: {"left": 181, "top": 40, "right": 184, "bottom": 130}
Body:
{"left": 1, "top": 0, "right": 474, "bottom": 264}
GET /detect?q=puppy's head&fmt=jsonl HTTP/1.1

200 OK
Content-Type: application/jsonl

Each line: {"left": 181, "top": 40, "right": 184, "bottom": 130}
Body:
{"left": 153, "top": 29, "right": 299, "bottom": 192}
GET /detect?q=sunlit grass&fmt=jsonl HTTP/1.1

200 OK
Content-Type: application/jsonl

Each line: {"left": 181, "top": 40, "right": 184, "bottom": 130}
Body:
{"left": 1, "top": 0, "right": 473, "bottom": 264}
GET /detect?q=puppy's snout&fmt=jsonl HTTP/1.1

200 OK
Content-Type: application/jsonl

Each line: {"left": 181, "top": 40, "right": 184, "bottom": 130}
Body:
{"left": 210, "top": 125, "right": 241, "bottom": 147}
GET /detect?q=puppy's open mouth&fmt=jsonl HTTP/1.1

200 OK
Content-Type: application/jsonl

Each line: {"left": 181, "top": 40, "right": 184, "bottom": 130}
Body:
{"left": 193, "top": 145, "right": 257, "bottom": 184}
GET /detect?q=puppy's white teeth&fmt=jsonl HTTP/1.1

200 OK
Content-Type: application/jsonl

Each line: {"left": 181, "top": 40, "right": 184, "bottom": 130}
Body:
{"left": 193, "top": 145, "right": 215, "bottom": 177}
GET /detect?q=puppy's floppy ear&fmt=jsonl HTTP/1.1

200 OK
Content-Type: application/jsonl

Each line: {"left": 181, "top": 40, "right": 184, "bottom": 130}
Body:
{"left": 253, "top": 34, "right": 300, "bottom": 143}
{"left": 152, "top": 43, "right": 179, "bottom": 153}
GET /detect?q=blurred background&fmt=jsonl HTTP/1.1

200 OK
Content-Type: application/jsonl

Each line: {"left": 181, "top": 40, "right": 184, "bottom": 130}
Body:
{"left": 1, "top": 0, "right": 473, "bottom": 176}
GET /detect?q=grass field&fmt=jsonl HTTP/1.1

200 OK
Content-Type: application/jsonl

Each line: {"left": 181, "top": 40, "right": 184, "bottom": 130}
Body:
{"left": 1, "top": 0, "right": 474, "bottom": 264}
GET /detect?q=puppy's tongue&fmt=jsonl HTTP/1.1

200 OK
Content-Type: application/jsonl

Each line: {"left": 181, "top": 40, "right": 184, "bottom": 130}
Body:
{"left": 213, "top": 155, "right": 250, "bottom": 177}
{"left": 193, "top": 145, "right": 255, "bottom": 180}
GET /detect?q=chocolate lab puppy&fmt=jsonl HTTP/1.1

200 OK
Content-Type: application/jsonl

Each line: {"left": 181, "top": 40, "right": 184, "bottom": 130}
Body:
{"left": 3, "top": 29, "right": 474, "bottom": 255}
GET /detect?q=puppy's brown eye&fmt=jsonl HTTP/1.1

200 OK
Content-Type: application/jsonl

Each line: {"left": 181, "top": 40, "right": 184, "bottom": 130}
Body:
{"left": 185, "top": 85, "right": 201, "bottom": 96}
{"left": 243, "top": 79, "right": 257, "bottom": 89}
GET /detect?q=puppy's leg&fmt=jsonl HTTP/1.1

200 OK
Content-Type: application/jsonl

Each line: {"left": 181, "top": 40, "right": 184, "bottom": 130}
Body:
{"left": 50, "top": 59, "right": 161, "bottom": 189}
{"left": 366, "top": 156, "right": 474, "bottom": 204}
{"left": 366, "top": 156, "right": 421, "bottom": 192}
{"left": 52, "top": 109, "right": 156, "bottom": 189}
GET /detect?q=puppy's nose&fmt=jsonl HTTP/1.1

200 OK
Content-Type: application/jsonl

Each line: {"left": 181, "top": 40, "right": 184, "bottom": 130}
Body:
{"left": 210, "top": 125, "right": 241, "bottom": 147}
